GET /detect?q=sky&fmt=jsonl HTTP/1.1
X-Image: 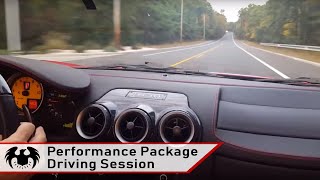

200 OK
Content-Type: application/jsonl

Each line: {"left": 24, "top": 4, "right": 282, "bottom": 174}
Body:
{"left": 208, "top": 0, "right": 268, "bottom": 22}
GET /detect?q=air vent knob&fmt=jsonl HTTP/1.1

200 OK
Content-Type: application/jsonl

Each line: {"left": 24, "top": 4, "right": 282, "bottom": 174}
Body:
{"left": 87, "top": 117, "right": 95, "bottom": 126}
{"left": 127, "top": 122, "right": 135, "bottom": 130}
{"left": 173, "top": 126, "right": 182, "bottom": 136}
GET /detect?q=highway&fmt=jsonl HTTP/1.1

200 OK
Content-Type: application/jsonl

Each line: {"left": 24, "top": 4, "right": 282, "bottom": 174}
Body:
{"left": 71, "top": 32, "right": 320, "bottom": 79}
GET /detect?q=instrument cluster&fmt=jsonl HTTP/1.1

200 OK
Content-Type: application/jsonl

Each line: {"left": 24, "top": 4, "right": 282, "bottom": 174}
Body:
{"left": 7, "top": 73, "right": 78, "bottom": 140}
{"left": 8, "top": 74, "right": 44, "bottom": 113}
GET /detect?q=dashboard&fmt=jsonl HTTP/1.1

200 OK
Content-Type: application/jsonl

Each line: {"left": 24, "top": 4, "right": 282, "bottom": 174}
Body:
{"left": 0, "top": 56, "right": 320, "bottom": 179}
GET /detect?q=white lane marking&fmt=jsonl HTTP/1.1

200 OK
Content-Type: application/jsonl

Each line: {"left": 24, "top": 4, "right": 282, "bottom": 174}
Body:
{"left": 240, "top": 42, "right": 320, "bottom": 67}
{"left": 232, "top": 34, "right": 290, "bottom": 79}
{"left": 143, "top": 40, "right": 220, "bottom": 57}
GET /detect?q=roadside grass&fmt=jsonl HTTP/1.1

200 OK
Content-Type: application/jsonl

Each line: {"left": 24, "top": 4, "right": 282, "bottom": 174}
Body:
{"left": 104, "top": 45, "right": 117, "bottom": 52}
{"left": 145, "top": 40, "right": 206, "bottom": 49}
{"left": 2, "top": 40, "right": 217, "bottom": 55}
{"left": 0, "top": 49, "right": 9, "bottom": 55}
{"left": 241, "top": 40, "right": 320, "bottom": 64}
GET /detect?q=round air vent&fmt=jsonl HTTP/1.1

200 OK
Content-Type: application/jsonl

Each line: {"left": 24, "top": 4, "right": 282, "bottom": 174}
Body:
{"left": 115, "top": 109, "right": 151, "bottom": 143}
{"left": 76, "top": 104, "right": 111, "bottom": 139}
{"left": 158, "top": 110, "right": 200, "bottom": 143}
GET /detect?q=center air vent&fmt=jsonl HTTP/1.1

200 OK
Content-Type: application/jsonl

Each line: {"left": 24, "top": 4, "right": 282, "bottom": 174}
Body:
{"left": 158, "top": 110, "right": 201, "bottom": 143}
{"left": 115, "top": 109, "right": 151, "bottom": 143}
{"left": 76, "top": 104, "right": 111, "bottom": 140}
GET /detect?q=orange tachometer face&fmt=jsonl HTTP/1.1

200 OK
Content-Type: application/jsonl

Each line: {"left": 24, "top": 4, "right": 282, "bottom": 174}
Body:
{"left": 11, "top": 76, "right": 43, "bottom": 112}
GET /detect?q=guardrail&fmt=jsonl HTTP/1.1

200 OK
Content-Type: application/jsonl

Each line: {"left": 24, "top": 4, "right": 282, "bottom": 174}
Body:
{"left": 260, "top": 43, "right": 320, "bottom": 52}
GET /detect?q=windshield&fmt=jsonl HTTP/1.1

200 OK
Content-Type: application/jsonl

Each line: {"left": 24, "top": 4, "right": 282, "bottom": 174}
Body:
{"left": 1, "top": 0, "right": 319, "bottom": 80}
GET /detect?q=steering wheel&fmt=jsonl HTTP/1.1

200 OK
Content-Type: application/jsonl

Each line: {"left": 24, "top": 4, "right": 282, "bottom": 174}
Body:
{"left": 0, "top": 75, "right": 20, "bottom": 139}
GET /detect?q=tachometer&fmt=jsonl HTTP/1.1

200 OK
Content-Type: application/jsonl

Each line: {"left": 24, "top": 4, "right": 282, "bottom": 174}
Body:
{"left": 10, "top": 75, "right": 44, "bottom": 113}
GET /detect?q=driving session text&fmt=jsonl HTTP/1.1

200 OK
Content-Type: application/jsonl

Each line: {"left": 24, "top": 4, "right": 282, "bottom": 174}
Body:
{"left": 46, "top": 146, "right": 198, "bottom": 171}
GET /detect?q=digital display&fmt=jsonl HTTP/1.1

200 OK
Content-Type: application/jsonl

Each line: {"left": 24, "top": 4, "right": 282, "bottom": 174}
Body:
{"left": 28, "top": 99, "right": 38, "bottom": 110}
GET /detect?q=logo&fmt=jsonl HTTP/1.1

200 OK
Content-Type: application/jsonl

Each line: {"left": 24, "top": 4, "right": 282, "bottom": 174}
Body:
{"left": 5, "top": 146, "right": 40, "bottom": 169}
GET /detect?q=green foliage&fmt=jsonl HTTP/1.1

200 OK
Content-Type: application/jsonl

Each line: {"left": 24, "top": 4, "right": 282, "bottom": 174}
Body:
{"left": 0, "top": 0, "right": 227, "bottom": 50}
{"left": 104, "top": 45, "right": 117, "bottom": 52}
{"left": 121, "top": 0, "right": 226, "bottom": 45}
{"left": 73, "top": 45, "right": 86, "bottom": 53}
{"left": 41, "top": 32, "right": 70, "bottom": 49}
{"left": 83, "top": 41, "right": 102, "bottom": 49}
{"left": 0, "top": 49, "right": 8, "bottom": 55}
{"left": 30, "top": 46, "right": 49, "bottom": 53}
{"left": 235, "top": 0, "right": 320, "bottom": 45}
{"left": 227, "top": 22, "right": 236, "bottom": 32}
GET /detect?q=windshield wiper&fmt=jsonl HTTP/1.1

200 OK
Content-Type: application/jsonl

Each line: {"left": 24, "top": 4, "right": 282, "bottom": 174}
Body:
{"left": 254, "top": 77, "right": 320, "bottom": 87}
{"left": 82, "top": 64, "right": 224, "bottom": 76}
{"left": 82, "top": 64, "right": 249, "bottom": 78}
{"left": 83, "top": 64, "right": 179, "bottom": 72}
{"left": 82, "top": 65, "right": 320, "bottom": 87}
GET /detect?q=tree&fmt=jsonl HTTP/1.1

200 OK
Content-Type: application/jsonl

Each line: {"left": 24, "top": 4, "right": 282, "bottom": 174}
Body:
{"left": 1, "top": 0, "right": 228, "bottom": 50}
{"left": 235, "top": 0, "right": 320, "bottom": 45}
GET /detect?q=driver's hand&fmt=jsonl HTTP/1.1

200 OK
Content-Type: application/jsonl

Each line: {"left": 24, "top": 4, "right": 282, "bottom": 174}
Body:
{"left": 0, "top": 122, "right": 47, "bottom": 180}
{"left": 0, "top": 122, "right": 46, "bottom": 142}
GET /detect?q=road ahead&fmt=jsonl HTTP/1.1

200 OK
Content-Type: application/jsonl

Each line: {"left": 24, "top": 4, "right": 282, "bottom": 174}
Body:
{"left": 71, "top": 32, "right": 320, "bottom": 79}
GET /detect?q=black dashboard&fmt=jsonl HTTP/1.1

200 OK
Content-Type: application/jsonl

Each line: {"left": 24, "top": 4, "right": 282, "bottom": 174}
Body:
{"left": 1, "top": 56, "right": 320, "bottom": 179}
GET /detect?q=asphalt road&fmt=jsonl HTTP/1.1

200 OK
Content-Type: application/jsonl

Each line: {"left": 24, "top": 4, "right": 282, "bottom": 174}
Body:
{"left": 71, "top": 32, "right": 320, "bottom": 79}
